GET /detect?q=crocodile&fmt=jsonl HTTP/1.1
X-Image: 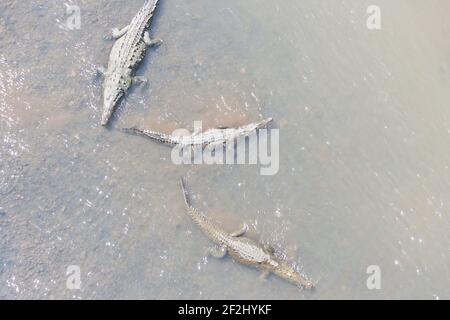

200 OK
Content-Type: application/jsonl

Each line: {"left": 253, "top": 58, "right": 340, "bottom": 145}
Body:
{"left": 123, "top": 118, "right": 273, "bottom": 147}
{"left": 100, "top": 0, "right": 161, "bottom": 126}
{"left": 180, "top": 177, "right": 314, "bottom": 289}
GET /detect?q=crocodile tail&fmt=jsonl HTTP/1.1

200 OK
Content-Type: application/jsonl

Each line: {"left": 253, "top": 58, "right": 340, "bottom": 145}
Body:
{"left": 180, "top": 177, "right": 191, "bottom": 208}
{"left": 122, "top": 127, "right": 173, "bottom": 144}
{"left": 121, "top": 126, "right": 141, "bottom": 135}
{"left": 139, "top": 130, "right": 169, "bottom": 143}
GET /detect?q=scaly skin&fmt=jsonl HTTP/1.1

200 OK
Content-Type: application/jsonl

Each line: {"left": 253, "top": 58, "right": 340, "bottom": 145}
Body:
{"left": 101, "top": 0, "right": 160, "bottom": 126}
{"left": 180, "top": 178, "right": 314, "bottom": 289}
{"left": 123, "top": 118, "right": 273, "bottom": 147}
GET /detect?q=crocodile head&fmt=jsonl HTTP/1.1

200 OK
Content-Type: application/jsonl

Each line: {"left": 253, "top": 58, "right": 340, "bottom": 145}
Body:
{"left": 101, "top": 74, "right": 132, "bottom": 126}
{"left": 102, "top": 87, "right": 123, "bottom": 126}
{"left": 240, "top": 118, "right": 273, "bottom": 136}
{"left": 256, "top": 117, "right": 273, "bottom": 129}
{"left": 271, "top": 261, "right": 314, "bottom": 289}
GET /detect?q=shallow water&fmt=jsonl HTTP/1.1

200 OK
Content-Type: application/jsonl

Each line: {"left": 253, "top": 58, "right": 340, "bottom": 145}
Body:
{"left": 1, "top": 0, "right": 450, "bottom": 299}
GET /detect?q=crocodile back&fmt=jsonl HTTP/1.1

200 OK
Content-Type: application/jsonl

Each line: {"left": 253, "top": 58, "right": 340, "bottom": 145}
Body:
{"left": 226, "top": 237, "right": 272, "bottom": 265}
{"left": 117, "top": 0, "right": 159, "bottom": 71}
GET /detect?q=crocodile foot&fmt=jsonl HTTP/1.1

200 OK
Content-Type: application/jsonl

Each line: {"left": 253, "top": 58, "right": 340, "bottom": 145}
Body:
{"left": 258, "top": 270, "right": 270, "bottom": 282}
{"left": 144, "top": 31, "right": 163, "bottom": 47}
{"left": 96, "top": 66, "right": 106, "bottom": 77}
{"left": 230, "top": 223, "right": 248, "bottom": 237}
{"left": 207, "top": 245, "right": 227, "bottom": 259}
{"left": 112, "top": 25, "right": 130, "bottom": 39}
{"left": 132, "top": 76, "right": 148, "bottom": 86}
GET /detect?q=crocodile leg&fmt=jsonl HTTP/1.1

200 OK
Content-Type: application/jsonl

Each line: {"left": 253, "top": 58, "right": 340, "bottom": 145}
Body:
{"left": 143, "top": 31, "right": 163, "bottom": 47}
{"left": 97, "top": 66, "right": 106, "bottom": 77}
{"left": 193, "top": 126, "right": 202, "bottom": 135}
{"left": 263, "top": 244, "right": 275, "bottom": 254}
{"left": 258, "top": 270, "right": 270, "bottom": 282}
{"left": 132, "top": 76, "right": 148, "bottom": 85}
{"left": 208, "top": 245, "right": 227, "bottom": 258}
{"left": 112, "top": 25, "right": 130, "bottom": 39}
{"left": 230, "top": 223, "right": 248, "bottom": 237}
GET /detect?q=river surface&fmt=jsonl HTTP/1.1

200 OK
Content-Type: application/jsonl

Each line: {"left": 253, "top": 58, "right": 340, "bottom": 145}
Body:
{"left": 1, "top": 0, "right": 450, "bottom": 299}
